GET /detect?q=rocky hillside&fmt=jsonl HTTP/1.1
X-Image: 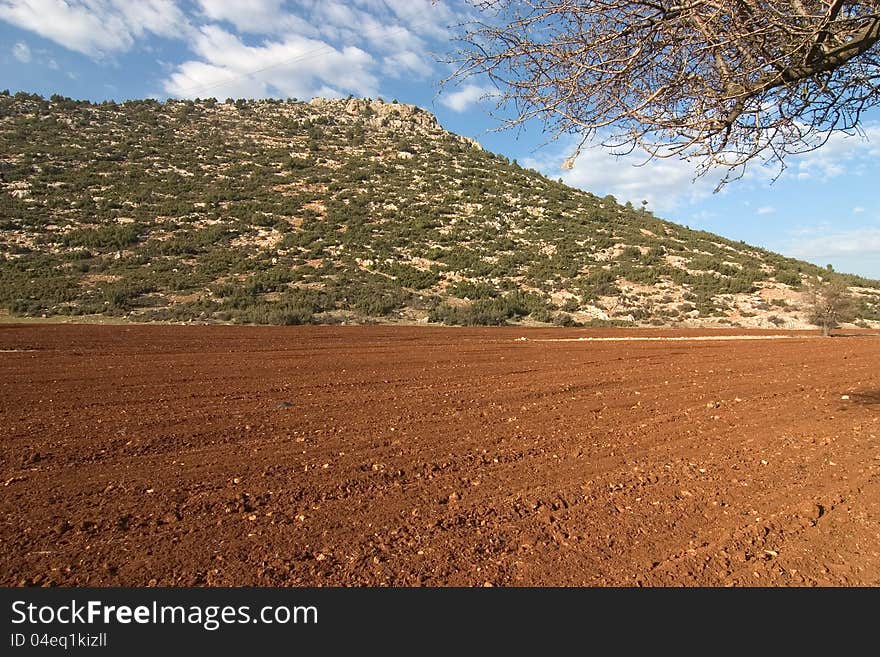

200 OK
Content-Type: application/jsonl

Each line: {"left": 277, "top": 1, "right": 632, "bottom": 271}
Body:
{"left": 1, "top": 90, "right": 878, "bottom": 328}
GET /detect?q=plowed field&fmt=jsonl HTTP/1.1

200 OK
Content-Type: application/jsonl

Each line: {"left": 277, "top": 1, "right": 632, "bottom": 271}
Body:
{"left": 2, "top": 325, "right": 878, "bottom": 586}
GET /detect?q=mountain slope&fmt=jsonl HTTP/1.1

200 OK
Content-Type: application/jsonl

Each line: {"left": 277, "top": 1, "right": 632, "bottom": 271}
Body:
{"left": 1, "top": 90, "right": 878, "bottom": 328}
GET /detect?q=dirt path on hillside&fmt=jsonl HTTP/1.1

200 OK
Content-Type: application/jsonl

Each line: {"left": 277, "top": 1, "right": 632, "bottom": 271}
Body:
{"left": 1, "top": 325, "right": 878, "bottom": 586}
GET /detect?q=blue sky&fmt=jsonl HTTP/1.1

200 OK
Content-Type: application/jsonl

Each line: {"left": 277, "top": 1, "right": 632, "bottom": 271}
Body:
{"left": 2, "top": 0, "right": 879, "bottom": 279}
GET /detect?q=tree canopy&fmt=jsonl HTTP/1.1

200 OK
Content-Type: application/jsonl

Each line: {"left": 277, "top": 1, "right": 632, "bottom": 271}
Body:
{"left": 450, "top": 1, "right": 880, "bottom": 186}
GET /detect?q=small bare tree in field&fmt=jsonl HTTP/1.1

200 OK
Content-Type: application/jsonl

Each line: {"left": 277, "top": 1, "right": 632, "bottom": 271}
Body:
{"left": 449, "top": 1, "right": 880, "bottom": 187}
{"left": 806, "top": 280, "right": 854, "bottom": 336}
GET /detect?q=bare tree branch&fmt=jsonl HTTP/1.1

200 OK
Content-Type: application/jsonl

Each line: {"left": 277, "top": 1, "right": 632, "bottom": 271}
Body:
{"left": 446, "top": 1, "right": 880, "bottom": 188}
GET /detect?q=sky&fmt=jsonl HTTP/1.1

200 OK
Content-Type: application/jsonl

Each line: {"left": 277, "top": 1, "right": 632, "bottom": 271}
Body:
{"left": 1, "top": 0, "right": 879, "bottom": 279}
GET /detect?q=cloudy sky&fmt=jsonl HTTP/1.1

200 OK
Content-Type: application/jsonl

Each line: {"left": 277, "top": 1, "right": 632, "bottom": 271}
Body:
{"left": 2, "top": 0, "right": 879, "bottom": 278}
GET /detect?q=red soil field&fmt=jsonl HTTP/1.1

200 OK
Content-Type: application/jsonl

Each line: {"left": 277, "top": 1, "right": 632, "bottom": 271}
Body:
{"left": 1, "top": 324, "right": 878, "bottom": 586}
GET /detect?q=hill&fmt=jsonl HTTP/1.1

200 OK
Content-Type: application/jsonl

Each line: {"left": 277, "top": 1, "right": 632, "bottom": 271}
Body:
{"left": 1, "top": 90, "right": 878, "bottom": 328}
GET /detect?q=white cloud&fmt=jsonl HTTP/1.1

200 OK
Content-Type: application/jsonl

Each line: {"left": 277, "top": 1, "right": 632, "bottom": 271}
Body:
{"left": 2, "top": 0, "right": 462, "bottom": 100}
{"left": 308, "top": 1, "right": 450, "bottom": 75}
{"left": 382, "top": 50, "right": 433, "bottom": 78}
{"left": 358, "top": 18, "right": 424, "bottom": 55}
{"left": 853, "top": 207, "right": 865, "bottom": 214}
{"left": 163, "top": 25, "right": 378, "bottom": 100}
{"left": 113, "top": 1, "right": 190, "bottom": 40}
{"left": 0, "top": 0, "right": 189, "bottom": 58}
{"left": 772, "top": 217, "right": 880, "bottom": 277}
{"left": 167, "top": 1, "right": 463, "bottom": 100}
{"left": 792, "top": 123, "right": 880, "bottom": 181}
{"left": 0, "top": 0, "right": 131, "bottom": 55}
{"left": 439, "top": 83, "right": 493, "bottom": 112}
{"left": 195, "top": 0, "right": 315, "bottom": 36}
{"left": 363, "top": 0, "right": 461, "bottom": 41}
{"left": 190, "top": 1, "right": 454, "bottom": 86}
{"left": 787, "top": 227, "right": 880, "bottom": 258}
{"left": 11, "top": 40, "right": 30, "bottom": 62}
{"left": 523, "top": 138, "right": 726, "bottom": 213}
{"left": 522, "top": 120, "right": 880, "bottom": 215}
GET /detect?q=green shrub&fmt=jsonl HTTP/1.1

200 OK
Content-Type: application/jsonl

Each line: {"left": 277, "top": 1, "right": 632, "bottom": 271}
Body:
{"left": 61, "top": 224, "right": 143, "bottom": 250}
{"left": 428, "top": 301, "right": 508, "bottom": 326}
{"left": 382, "top": 263, "right": 439, "bottom": 289}
{"left": 448, "top": 281, "right": 499, "bottom": 299}
{"left": 774, "top": 269, "right": 802, "bottom": 287}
